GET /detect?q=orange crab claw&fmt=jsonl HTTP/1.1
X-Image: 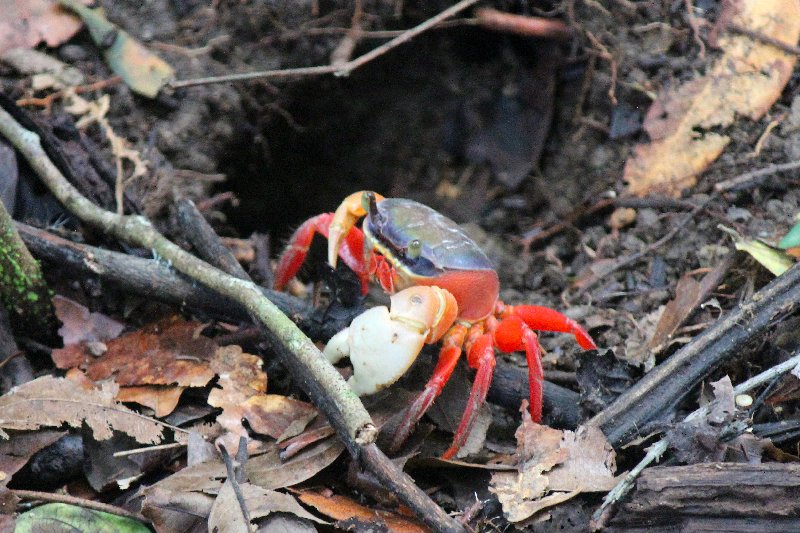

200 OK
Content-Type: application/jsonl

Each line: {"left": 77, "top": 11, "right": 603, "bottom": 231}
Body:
{"left": 328, "top": 191, "right": 385, "bottom": 267}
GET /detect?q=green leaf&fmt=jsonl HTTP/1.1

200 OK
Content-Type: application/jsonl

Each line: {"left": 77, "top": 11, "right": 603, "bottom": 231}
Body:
{"left": 778, "top": 220, "right": 800, "bottom": 249}
{"left": 719, "top": 225, "right": 794, "bottom": 276}
{"left": 15, "top": 503, "right": 150, "bottom": 533}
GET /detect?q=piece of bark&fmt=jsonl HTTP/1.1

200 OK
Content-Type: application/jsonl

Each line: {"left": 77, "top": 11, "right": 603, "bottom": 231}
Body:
{"left": 608, "top": 463, "right": 800, "bottom": 532}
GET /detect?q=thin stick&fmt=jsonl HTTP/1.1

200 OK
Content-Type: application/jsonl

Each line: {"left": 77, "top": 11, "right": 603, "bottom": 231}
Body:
{"left": 729, "top": 22, "right": 800, "bottom": 56}
{"left": 592, "top": 350, "right": 800, "bottom": 527}
{"left": 113, "top": 442, "right": 186, "bottom": 457}
{"left": 13, "top": 489, "right": 148, "bottom": 523}
{"left": 169, "top": 0, "right": 481, "bottom": 88}
{"left": 714, "top": 159, "right": 800, "bottom": 192}
{"left": 219, "top": 444, "right": 251, "bottom": 528}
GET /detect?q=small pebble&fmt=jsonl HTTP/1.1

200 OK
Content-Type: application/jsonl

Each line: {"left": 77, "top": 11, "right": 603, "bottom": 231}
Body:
{"left": 735, "top": 394, "right": 753, "bottom": 408}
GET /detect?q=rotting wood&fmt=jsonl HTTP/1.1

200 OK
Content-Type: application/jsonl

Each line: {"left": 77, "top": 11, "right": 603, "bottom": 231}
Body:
{"left": 607, "top": 463, "right": 800, "bottom": 532}
{"left": 589, "top": 261, "right": 800, "bottom": 446}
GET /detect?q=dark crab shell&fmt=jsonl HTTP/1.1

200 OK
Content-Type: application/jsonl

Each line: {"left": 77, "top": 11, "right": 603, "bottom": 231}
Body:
{"left": 363, "top": 198, "right": 495, "bottom": 277}
{"left": 363, "top": 197, "right": 500, "bottom": 321}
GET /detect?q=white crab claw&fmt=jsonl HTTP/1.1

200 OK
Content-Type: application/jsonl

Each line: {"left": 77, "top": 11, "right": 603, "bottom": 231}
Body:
{"left": 322, "top": 286, "right": 458, "bottom": 396}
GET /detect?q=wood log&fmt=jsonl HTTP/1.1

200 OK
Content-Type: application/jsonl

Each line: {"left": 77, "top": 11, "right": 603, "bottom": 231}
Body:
{"left": 609, "top": 463, "right": 800, "bottom": 532}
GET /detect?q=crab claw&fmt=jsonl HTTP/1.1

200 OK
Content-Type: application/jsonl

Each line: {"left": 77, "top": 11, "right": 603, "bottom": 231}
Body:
{"left": 328, "top": 191, "right": 385, "bottom": 267}
{"left": 323, "top": 286, "right": 458, "bottom": 396}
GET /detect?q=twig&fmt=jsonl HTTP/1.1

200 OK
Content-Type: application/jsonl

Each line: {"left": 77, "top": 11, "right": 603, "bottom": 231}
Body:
{"left": 176, "top": 198, "right": 250, "bottom": 280}
{"left": 220, "top": 443, "right": 252, "bottom": 528}
{"left": 0, "top": 105, "right": 373, "bottom": 448}
{"left": 592, "top": 350, "right": 800, "bottom": 527}
{"left": 683, "top": 0, "right": 706, "bottom": 58}
{"left": 474, "top": 8, "right": 573, "bottom": 40}
{"left": 714, "top": 159, "right": 800, "bottom": 192}
{"left": 168, "top": 0, "right": 481, "bottom": 88}
{"left": 15, "top": 76, "right": 122, "bottom": 112}
{"left": 729, "top": 22, "right": 800, "bottom": 56}
{"left": 113, "top": 442, "right": 186, "bottom": 457}
{"left": 12, "top": 489, "right": 148, "bottom": 523}
{"left": 589, "top": 261, "right": 800, "bottom": 446}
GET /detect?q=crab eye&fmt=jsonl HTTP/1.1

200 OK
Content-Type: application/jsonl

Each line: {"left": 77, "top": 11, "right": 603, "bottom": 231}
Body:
{"left": 361, "top": 192, "right": 372, "bottom": 212}
{"left": 407, "top": 239, "right": 422, "bottom": 260}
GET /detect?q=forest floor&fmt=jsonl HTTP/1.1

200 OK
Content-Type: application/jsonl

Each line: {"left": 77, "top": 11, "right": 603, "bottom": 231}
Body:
{"left": 2, "top": 0, "right": 800, "bottom": 531}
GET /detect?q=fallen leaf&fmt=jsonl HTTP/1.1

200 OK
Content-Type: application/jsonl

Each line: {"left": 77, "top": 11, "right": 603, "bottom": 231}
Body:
{"left": 208, "top": 482, "right": 326, "bottom": 532}
{"left": 0, "top": 430, "right": 65, "bottom": 486}
{"left": 15, "top": 503, "right": 150, "bottom": 533}
{"left": 0, "top": 376, "right": 167, "bottom": 444}
{"left": 207, "top": 478, "right": 249, "bottom": 532}
{"left": 52, "top": 317, "right": 217, "bottom": 387}
{"left": 647, "top": 274, "right": 702, "bottom": 352}
{"left": 240, "top": 395, "right": 317, "bottom": 440}
{"left": 490, "top": 403, "right": 616, "bottom": 522}
{"left": 297, "top": 489, "right": 427, "bottom": 533}
{"left": 624, "top": 0, "right": 800, "bottom": 196}
{"left": 53, "top": 295, "right": 125, "bottom": 346}
{"left": 719, "top": 225, "right": 794, "bottom": 275}
{"left": 58, "top": 0, "right": 174, "bottom": 97}
{"left": 246, "top": 438, "right": 345, "bottom": 490}
{"left": 142, "top": 486, "right": 213, "bottom": 533}
{"left": 116, "top": 386, "right": 184, "bottom": 418}
{"left": 0, "top": 0, "right": 86, "bottom": 55}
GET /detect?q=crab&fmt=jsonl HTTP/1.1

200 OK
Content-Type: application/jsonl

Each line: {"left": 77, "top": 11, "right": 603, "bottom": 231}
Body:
{"left": 275, "top": 191, "right": 596, "bottom": 459}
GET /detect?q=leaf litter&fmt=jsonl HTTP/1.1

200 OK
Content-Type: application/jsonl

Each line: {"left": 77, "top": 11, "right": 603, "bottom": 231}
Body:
{"left": 490, "top": 402, "right": 617, "bottom": 523}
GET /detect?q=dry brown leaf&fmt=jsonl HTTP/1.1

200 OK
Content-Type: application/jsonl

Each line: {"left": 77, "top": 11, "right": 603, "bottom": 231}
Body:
{"left": 297, "top": 489, "right": 428, "bottom": 533}
{"left": 246, "top": 438, "right": 345, "bottom": 490}
{"left": 490, "top": 404, "right": 616, "bottom": 522}
{"left": 207, "top": 345, "right": 268, "bottom": 442}
{"left": 116, "top": 386, "right": 185, "bottom": 418}
{"left": 0, "top": 430, "right": 65, "bottom": 486}
{"left": 240, "top": 395, "right": 317, "bottom": 440}
{"left": 0, "top": 376, "right": 166, "bottom": 444}
{"left": 647, "top": 274, "right": 702, "bottom": 352}
{"left": 207, "top": 478, "right": 249, "bottom": 532}
{"left": 624, "top": 0, "right": 800, "bottom": 197}
{"left": 0, "top": 0, "right": 87, "bottom": 55}
{"left": 208, "top": 482, "right": 326, "bottom": 532}
{"left": 53, "top": 296, "right": 125, "bottom": 346}
{"left": 52, "top": 317, "right": 217, "bottom": 387}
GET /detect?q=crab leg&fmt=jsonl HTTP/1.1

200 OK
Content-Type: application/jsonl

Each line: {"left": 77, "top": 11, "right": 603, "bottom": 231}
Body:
{"left": 274, "top": 213, "right": 370, "bottom": 293}
{"left": 389, "top": 322, "right": 468, "bottom": 453}
{"left": 441, "top": 333, "right": 497, "bottom": 460}
{"left": 494, "top": 315, "right": 545, "bottom": 422}
{"left": 502, "top": 304, "right": 597, "bottom": 351}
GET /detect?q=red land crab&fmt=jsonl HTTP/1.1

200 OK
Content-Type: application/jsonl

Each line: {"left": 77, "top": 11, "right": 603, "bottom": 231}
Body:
{"left": 275, "top": 191, "right": 596, "bottom": 459}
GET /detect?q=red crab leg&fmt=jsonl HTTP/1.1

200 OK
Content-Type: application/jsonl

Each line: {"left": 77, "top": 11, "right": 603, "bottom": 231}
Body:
{"left": 388, "top": 322, "right": 469, "bottom": 453}
{"left": 501, "top": 303, "right": 597, "bottom": 351}
{"left": 441, "top": 332, "right": 497, "bottom": 460}
{"left": 494, "top": 315, "right": 544, "bottom": 422}
{"left": 274, "top": 213, "right": 370, "bottom": 293}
